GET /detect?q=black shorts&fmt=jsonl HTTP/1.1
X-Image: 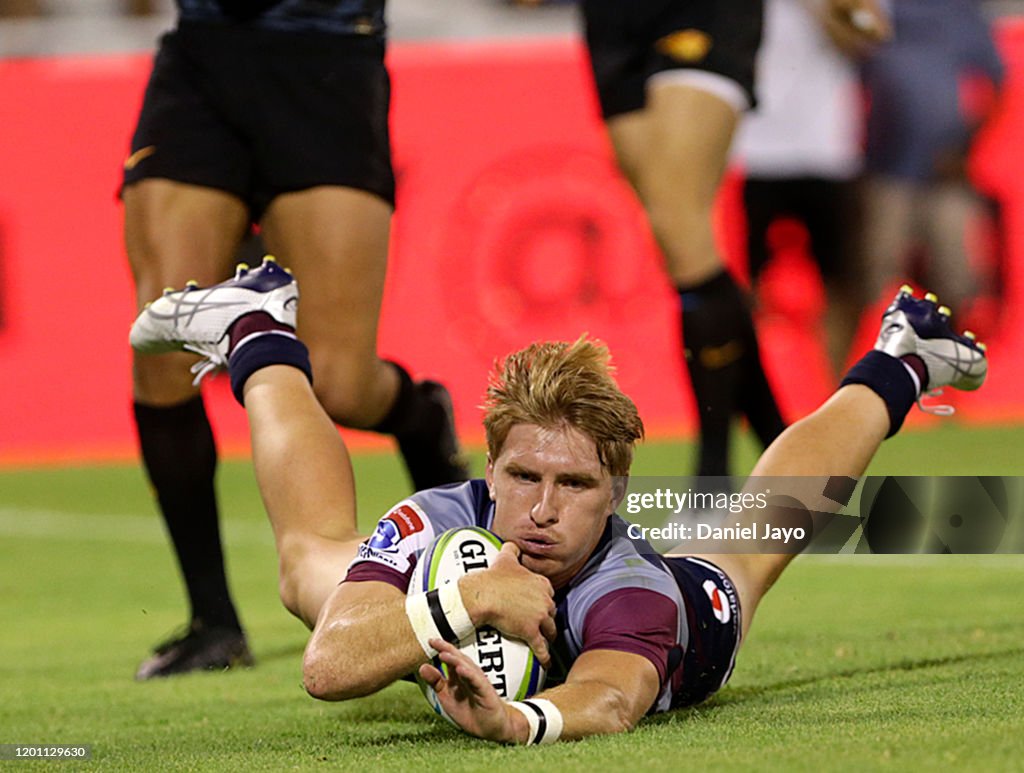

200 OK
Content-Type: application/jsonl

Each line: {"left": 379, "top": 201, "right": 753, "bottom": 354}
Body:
{"left": 122, "top": 21, "right": 395, "bottom": 219}
{"left": 581, "top": 0, "right": 762, "bottom": 119}
{"left": 665, "top": 555, "right": 742, "bottom": 707}
{"left": 744, "top": 177, "right": 861, "bottom": 283}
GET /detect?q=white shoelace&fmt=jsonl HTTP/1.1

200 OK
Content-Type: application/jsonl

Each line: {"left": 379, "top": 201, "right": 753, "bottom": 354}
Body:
{"left": 917, "top": 388, "right": 955, "bottom": 416}
{"left": 185, "top": 344, "right": 227, "bottom": 387}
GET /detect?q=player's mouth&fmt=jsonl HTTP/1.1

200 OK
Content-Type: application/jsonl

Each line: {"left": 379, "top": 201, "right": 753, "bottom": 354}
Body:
{"left": 516, "top": 533, "right": 558, "bottom": 556}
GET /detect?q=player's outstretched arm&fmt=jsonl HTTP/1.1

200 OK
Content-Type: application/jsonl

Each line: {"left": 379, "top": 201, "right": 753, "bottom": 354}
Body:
{"left": 421, "top": 642, "right": 659, "bottom": 744}
{"left": 303, "top": 579, "right": 430, "bottom": 700}
{"left": 303, "top": 547, "right": 556, "bottom": 701}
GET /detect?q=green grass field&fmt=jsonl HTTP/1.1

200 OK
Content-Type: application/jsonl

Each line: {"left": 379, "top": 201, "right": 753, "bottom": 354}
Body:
{"left": 2, "top": 424, "right": 1023, "bottom": 771}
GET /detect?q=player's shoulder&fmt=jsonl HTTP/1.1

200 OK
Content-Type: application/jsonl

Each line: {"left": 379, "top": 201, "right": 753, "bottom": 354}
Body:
{"left": 568, "top": 516, "right": 680, "bottom": 601}
{"left": 406, "top": 479, "right": 493, "bottom": 531}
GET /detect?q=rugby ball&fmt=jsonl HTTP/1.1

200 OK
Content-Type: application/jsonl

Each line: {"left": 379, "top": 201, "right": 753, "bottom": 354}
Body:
{"left": 409, "top": 526, "right": 546, "bottom": 722}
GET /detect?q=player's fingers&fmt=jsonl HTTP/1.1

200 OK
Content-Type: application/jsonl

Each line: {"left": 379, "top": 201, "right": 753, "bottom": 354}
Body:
{"left": 453, "top": 661, "right": 491, "bottom": 697}
{"left": 419, "top": 663, "right": 444, "bottom": 690}
{"left": 500, "top": 541, "right": 522, "bottom": 560}
{"left": 430, "top": 638, "right": 459, "bottom": 657}
{"left": 540, "top": 614, "right": 557, "bottom": 642}
{"left": 530, "top": 634, "right": 551, "bottom": 668}
{"left": 539, "top": 575, "right": 555, "bottom": 597}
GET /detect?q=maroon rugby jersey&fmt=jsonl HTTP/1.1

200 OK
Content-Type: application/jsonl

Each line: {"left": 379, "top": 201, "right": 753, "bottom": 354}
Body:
{"left": 345, "top": 479, "right": 689, "bottom": 713}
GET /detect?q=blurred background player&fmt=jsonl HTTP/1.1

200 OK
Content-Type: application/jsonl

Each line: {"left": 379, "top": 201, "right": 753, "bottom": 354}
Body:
{"left": 859, "top": 0, "right": 1005, "bottom": 318}
{"left": 122, "top": 0, "right": 469, "bottom": 680}
{"left": 734, "top": 0, "right": 885, "bottom": 377}
{"left": 577, "top": 0, "right": 887, "bottom": 477}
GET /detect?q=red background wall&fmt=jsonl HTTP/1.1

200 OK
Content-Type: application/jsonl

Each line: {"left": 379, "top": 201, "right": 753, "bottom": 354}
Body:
{"left": 1, "top": 31, "right": 1023, "bottom": 465}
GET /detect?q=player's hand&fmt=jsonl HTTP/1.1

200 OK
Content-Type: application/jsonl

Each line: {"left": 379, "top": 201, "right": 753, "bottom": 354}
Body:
{"left": 419, "top": 639, "right": 526, "bottom": 744}
{"left": 459, "top": 542, "right": 557, "bottom": 667}
{"left": 821, "top": 0, "right": 891, "bottom": 58}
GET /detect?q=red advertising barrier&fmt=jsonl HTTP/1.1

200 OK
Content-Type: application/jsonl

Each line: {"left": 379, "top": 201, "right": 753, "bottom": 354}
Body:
{"left": 1, "top": 32, "right": 1023, "bottom": 465}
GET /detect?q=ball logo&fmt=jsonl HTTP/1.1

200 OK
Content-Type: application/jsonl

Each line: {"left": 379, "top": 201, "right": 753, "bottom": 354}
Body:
{"left": 474, "top": 627, "right": 510, "bottom": 697}
{"left": 702, "top": 579, "right": 731, "bottom": 624}
{"left": 455, "top": 539, "right": 490, "bottom": 572}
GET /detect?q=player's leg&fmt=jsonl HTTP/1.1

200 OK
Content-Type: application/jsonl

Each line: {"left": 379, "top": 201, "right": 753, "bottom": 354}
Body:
{"left": 802, "top": 176, "right": 864, "bottom": 375}
{"left": 129, "top": 259, "right": 365, "bottom": 629}
{"left": 248, "top": 29, "right": 467, "bottom": 491}
{"left": 922, "top": 180, "right": 980, "bottom": 312}
{"left": 684, "top": 288, "right": 988, "bottom": 639}
{"left": 587, "top": 0, "right": 785, "bottom": 475}
{"left": 259, "top": 187, "right": 396, "bottom": 429}
{"left": 741, "top": 177, "right": 779, "bottom": 286}
{"left": 609, "top": 81, "right": 786, "bottom": 474}
{"left": 122, "top": 23, "right": 263, "bottom": 678}
{"left": 259, "top": 187, "right": 469, "bottom": 490}
{"left": 243, "top": 362, "right": 365, "bottom": 629}
{"left": 124, "top": 179, "right": 253, "bottom": 678}
{"left": 861, "top": 175, "right": 916, "bottom": 304}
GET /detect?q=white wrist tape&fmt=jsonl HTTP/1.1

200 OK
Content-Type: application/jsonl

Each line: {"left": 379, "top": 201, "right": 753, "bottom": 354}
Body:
{"left": 405, "top": 581, "right": 474, "bottom": 658}
{"left": 508, "top": 699, "right": 564, "bottom": 745}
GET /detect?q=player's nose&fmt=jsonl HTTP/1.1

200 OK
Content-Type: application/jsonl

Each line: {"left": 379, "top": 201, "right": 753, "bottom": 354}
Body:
{"left": 530, "top": 482, "right": 560, "bottom": 526}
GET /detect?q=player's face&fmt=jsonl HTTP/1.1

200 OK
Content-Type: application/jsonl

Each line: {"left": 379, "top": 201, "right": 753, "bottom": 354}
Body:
{"left": 486, "top": 423, "right": 624, "bottom": 588}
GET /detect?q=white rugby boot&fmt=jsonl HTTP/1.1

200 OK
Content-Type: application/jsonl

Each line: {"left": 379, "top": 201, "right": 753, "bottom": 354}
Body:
{"left": 874, "top": 285, "right": 988, "bottom": 413}
{"left": 129, "top": 256, "right": 298, "bottom": 384}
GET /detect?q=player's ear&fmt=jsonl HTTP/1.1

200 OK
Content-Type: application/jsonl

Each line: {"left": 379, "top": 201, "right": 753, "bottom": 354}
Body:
{"left": 611, "top": 475, "right": 628, "bottom": 512}
{"left": 485, "top": 454, "right": 496, "bottom": 499}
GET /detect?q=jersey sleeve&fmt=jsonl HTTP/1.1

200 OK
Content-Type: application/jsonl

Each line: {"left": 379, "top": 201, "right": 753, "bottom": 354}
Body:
{"left": 580, "top": 588, "right": 679, "bottom": 686}
{"left": 343, "top": 499, "right": 436, "bottom": 593}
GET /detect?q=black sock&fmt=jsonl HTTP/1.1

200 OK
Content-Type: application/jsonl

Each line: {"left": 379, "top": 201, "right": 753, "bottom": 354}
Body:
{"left": 369, "top": 362, "right": 467, "bottom": 490}
{"left": 678, "top": 270, "right": 786, "bottom": 475}
{"left": 737, "top": 338, "right": 787, "bottom": 449}
{"left": 370, "top": 361, "right": 421, "bottom": 437}
{"left": 133, "top": 396, "right": 241, "bottom": 632}
{"left": 840, "top": 351, "right": 921, "bottom": 438}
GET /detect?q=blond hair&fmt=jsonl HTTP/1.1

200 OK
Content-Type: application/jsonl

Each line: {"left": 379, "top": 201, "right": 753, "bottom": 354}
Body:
{"left": 483, "top": 337, "right": 644, "bottom": 476}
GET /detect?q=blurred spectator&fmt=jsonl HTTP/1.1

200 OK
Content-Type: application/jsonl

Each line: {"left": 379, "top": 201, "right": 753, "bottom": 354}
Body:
{"left": 860, "top": 0, "right": 1005, "bottom": 317}
{"left": 734, "top": 0, "right": 878, "bottom": 376}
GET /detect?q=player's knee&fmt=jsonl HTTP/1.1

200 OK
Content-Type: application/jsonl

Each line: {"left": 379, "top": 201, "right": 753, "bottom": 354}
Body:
{"left": 133, "top": 353, "right": 201, "bottom": 405}
{"left": 306, "top": 346, "right": 382, "bottom": 426}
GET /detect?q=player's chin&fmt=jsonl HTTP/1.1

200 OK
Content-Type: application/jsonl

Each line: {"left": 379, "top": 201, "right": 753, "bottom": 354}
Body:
{"left": 517, "top": 549, "right": 562, "bottom": 577}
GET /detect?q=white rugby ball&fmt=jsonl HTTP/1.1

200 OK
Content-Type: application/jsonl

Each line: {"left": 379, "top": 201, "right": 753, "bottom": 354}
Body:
{"left": 409, "top": 526, "right": 546, "bottom": 722}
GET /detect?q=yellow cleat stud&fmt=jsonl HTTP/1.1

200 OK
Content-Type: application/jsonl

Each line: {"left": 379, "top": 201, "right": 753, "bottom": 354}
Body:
{"left": 144, "top": 301, "right": 152, "bottom": 309}
{"left": 964, "top": 330, "right": 976, "bottom": 340}
{"left": 938, "top": 305, "right": 951, "bottom": 317}
{"left": 283, "top": 267, "right": 293, "bottom": 275}
{"left": 163, "top": 286, "right": 175, "bottom": 294}
{"left": 978, "top": 342, "right": 987, "bottom": 352}
{"left": 236, "top": 262, "right": 249, "bottom": 271}
{"left": 263, "top": 255, "right": 277, "bottom": 263}
{"left": 899, "top": 284, "right": 914, "bottom": 295}
{"left": 924, "top": 292, "right": 938, "bottom": 302}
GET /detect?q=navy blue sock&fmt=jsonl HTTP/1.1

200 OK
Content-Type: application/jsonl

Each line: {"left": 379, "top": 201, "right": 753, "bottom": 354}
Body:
{"left": 226, "top": 313, "right": 312, "bottom": 404}
{"left": 840, "top": 351, "right": 920, "bottom": 438}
